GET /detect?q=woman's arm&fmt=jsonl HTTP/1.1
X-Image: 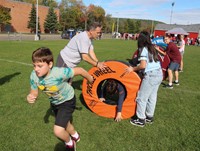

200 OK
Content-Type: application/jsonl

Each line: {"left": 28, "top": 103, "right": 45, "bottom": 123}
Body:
{"left": 126, "top": 60, "right": 146, "bottom": 73}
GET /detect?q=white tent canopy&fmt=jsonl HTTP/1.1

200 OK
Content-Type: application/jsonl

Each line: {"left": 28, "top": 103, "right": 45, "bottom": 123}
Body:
{"left": 166, "top": 28, "right": 189, "bottom": 35}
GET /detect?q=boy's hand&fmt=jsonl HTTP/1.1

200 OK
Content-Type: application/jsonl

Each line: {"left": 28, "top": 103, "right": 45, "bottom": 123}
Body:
{"left": 27, "top": 94, "right": 37, "bottom": 104}
{"left": 115, "top": 112, "right": 123, "bottom": 122}
{"left": 154, "top": 45, "right": 159, "bottom": 50}
{"left": 99, "top": 98, "right": 105, "bottom": 102}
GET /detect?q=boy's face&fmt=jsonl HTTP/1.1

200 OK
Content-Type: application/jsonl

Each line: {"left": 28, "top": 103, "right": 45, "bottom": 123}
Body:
{"left": 33, "top": 61, "right": 53, "bottom": 77}
{"left": 164, "top": 37, "right": 170, "bottom": 44}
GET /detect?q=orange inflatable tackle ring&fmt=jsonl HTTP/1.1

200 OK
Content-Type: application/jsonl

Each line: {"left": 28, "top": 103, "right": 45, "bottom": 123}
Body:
{"left": 82, "top": 61, "right": 141, "bottom": 119}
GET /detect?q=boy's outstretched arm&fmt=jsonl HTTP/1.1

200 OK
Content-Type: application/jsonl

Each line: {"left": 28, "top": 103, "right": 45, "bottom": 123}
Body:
{"left": 154, "top": 45, "right": 166, "bottom": 55}
{"left": 73, "top": 67, "right": 93, "bottom": 84}
{"left": 27, "top": 89, "right": 38, "bottom": 104}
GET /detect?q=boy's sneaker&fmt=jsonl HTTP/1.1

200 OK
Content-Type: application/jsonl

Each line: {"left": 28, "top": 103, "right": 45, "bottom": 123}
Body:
{"left": 165, "top": 84, "right": 173, "bottom": 89}
{"left": 130, "top": 118, "right": 145, "bottom": 127}
{"left": 71, "top": 133, "right": 80, "bottom": 143}
{"left": 173, "top": 81, "right": 179, "bottom": 85}
{"left": 66, "top": 140, "right": 76, "bottom": 151}
{"left": 178, "top": 69, "right": 183, "bottom": 72}
{"left": 145, "top": 117, "right": 154, "bottom": 124}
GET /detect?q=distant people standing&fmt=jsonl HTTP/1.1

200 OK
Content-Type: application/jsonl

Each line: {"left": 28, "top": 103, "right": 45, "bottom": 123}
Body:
{"left": 187, "top": 37, "right": 190, "bottom": 45}
{"left": 155, "top": 35, "right": 181, "bottom": 89}
{"left": 196, "top": 37, "right": 200, "bottom": 46}
{"left": 177, "top": 34, "right": 185, "bottom": 72}
{"left": 69, "top": 31, "right": 73, "bottom": 39}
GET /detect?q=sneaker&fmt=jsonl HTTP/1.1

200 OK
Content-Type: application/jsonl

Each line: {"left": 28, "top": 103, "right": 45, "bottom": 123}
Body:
{"left": 130, "top": 118, "right": 145, "bottom": 127}
{"left": 71, "top": 133, "right": 80, "bottom": 143}
{"left": 66, "top": 140, "right": 76, "bottom": 151}
{"left": 145, "top": 117, "right": 154, "bottom": 124}
{"left": 173, "top": 81, "right": 179, "bottom": 85}
{"left": 178, "top": 69, "right": 183, "bottom": 72}
{"left": 165, "top": 84, "right": 173, "bottom": 89}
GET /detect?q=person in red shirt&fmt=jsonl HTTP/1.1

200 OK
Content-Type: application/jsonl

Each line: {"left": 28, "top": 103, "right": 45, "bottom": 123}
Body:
{"left": 155, "top": 35, "right": 181, "bottom": 89}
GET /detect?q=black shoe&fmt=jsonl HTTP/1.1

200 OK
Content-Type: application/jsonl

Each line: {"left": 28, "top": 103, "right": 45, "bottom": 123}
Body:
{"left": 165, "top": 84, "right": 173, "bottom": 89}
{"left": 145, "top": 117, "right": 154, "bottom": 124}
{"left": 130, "top": 118, "right": 145, "bottom": 127}
{"left": 173, "top": 81, "right": 179, "bottom": 85}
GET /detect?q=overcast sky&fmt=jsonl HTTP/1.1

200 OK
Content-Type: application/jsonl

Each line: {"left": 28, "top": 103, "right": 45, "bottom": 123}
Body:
{"left": 68, "top": 0, "right": 200, "bottom": 25}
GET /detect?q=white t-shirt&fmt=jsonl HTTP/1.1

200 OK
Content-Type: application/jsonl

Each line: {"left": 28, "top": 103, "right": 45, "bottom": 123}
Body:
{"left": 179, "top": 39, "right": 185, "bottom": 52}
{"left": 60, "top": 31, "right": 94, "bottom": 68}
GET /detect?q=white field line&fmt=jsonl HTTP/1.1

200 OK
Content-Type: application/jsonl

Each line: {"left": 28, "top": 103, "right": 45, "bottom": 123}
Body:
{"left": 0, "top": 58, "right": 199, "bottom": 95}
{"left": 0, "top": 58, "right": 32, "bottom": 66}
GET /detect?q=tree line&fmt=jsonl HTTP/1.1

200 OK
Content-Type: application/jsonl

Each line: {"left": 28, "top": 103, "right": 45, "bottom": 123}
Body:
{"left": 0, "top": 0, "right": 163, "bottom": 33}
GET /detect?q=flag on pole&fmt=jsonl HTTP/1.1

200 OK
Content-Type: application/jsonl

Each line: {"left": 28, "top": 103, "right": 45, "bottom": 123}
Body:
{"left": 172, "top": 2, "right": 175, "bottom": 6}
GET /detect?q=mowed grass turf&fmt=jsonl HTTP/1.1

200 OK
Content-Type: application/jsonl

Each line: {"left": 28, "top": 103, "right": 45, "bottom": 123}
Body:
{"left": 0, "top": 39, "right": 199, "bottom": 151}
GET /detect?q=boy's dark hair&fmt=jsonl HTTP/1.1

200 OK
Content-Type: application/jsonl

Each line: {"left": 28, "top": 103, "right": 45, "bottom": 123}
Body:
{"left": 87, "top": 22, "right": 102, "bottom": 31}
{"left": 32, "top": 47, "right": 53, "bottom": 64}
{"left": 164, "top": 34, "right": 171, "bottom": 38}
{"left": 105, "top": 80, "right": 118, "bottom": 94}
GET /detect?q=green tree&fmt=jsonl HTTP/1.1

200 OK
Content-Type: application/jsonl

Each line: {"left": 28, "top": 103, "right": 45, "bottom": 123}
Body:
{"left": 87, "top": 4, "right": 105, "bottom": 25}
{"left": 0, "top": 5, "right": 11, "bottom": 32}
{"left": 27, "top": 4, "right": 41, "bottom": 33}
{"left": 119, "top": 19, "right": 129, "bottom": 33}
{"left": 135, "top": 20, "right": 141, "bottom": 33}
{"left": 14, "top": 0, "right": 58, "bottom": 7}
{"left": 104, "top": 14, "right": 113, "bottom": 33}
{"left": 59, "top": 0, "right": 85, "bottom": 31}
{"left": 44, "top": 6, "right": 58, "bottom": 33}
{"left": 41, "top": 0, "right": 57, "bottom": 7}
{"left": 127, "top": 19, "right": 135, "bottom": 33}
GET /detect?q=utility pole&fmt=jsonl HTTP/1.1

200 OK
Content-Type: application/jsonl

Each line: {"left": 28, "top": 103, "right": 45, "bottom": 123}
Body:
{"left": 170, "top": 2, "right": 175, "bottom": 24}
{"left": 35, "top": 0, "right": 39, "bottom": 41}
{"left": 151, "top": 20, "right": 154, "bottom": 37}
{"left": 116, "top": 12, "right": 119, "bottom": 39}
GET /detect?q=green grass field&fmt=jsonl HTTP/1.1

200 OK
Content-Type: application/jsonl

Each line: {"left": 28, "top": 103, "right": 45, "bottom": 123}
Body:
{"left": 0, "top": 39, "right": 199, "bottom": 151}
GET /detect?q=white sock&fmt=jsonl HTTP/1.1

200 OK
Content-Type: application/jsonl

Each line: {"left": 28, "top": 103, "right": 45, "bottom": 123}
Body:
{"left": 175, "top": 80, "right": 178, "bottom": 82}
{"left": 169, "top": 83, "right": 172, "bottom": 86}
{"left": 65, "top": 138, "right": 73, "bottom": 146}
{"left": 71, "top": 131, "right": 79, "bottom": 139}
